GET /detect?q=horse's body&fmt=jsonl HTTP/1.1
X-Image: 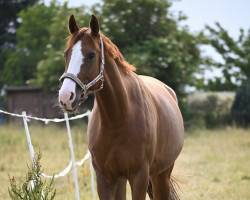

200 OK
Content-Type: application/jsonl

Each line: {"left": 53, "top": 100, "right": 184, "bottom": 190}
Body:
{"left": 59, "top": 15, "right": 184, "bottom": 200}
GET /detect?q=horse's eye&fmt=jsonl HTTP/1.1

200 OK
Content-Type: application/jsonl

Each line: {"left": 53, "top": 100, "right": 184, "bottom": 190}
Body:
{"left": 88, "top": 52, "right": 96, "bottom": 60}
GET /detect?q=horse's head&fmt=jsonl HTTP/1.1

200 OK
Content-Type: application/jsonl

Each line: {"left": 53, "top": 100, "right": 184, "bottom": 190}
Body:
{"left": 59, "top": 15, "right": 104, "bottom": 112}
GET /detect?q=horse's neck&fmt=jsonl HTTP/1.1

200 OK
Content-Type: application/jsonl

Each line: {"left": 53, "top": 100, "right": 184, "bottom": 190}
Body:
{"left": 95, "top": 53, "right": 131, "bottom": 126}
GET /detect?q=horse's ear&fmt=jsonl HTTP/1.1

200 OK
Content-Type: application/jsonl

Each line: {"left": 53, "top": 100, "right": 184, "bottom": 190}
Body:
{"left": 90, "top": 14, "right": 100, "bottom": 37}
{"left": 68, "top": 15, "right": 79, "bottom": 34}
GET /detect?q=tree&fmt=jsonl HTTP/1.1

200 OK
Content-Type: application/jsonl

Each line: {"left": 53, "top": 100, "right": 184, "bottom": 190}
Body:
{"left": 0, "top": 0, "right": 39, "bottom": 87}
{"left": 205, "top": 23, "right": 250, "bottom": 90}
{"left": 92, "top": 0, "right": 177, "bottom": 49}
{"left": 92, "top": 0, "right": 204, "bottom": 104}
{"left": 2, "top": 1, "right": 60, "bottom": 87}
{"left": 125, "top": 31, "right": 203, "bottom": 100}
{"left": 1, "top": 0, "right": 90, "bottom": 91}
{"left": 0, "top": 0, "right": 40, "bottom": 50}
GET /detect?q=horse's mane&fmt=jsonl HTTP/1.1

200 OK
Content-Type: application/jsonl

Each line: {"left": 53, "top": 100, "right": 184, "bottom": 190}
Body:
{"left": 65, "top": 28, "right": 136, "bottom": 72}
{"left": 101, "top": 34, "right": 136, "bottom": 72}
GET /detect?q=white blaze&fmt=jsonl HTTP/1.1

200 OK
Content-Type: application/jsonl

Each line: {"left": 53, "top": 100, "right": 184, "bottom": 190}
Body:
{"left": 67, "top": 40, "right": 84, "bottom": 75}
{"left": 59, "top": 41, "right": 84, "bottom": 107}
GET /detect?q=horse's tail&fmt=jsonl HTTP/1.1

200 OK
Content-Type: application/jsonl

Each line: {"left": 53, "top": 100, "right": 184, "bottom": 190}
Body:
{"left": 169, "top": 175, "right": 181, "bottom": 200}
{"left": 147, "top": 179, "right": 153, "bottom": 199}
{"left": 146, "top": 176, "right": 181, "bottom": 200}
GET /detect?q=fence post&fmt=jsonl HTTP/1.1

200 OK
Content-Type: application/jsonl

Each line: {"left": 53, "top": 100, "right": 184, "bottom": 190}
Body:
{"left": 64, "top": 112, "right": 80, "bottom": 200}
{"left": 87, "top": 111, "right": 96, "bottom": 198}
{"left": 22, "top": 111, "right": 35, "bottom": 167}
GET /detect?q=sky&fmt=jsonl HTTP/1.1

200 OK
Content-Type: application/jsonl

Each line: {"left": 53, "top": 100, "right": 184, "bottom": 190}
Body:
{"left": 43, "top": 0, "right": 250, "bottom": 85}
{"left": 172, "top": 0, "right": 250, "bottom": 38}
{"left": 43, "top": 0, "right": 250, "bottom": 39}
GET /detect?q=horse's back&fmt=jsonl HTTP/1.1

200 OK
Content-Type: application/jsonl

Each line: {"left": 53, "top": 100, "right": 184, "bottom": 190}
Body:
{"left": 139, "top": 75, "right": 177, "bottom": 102}
{"left": 139, "top": 75, "right": 184, "bottom": 173}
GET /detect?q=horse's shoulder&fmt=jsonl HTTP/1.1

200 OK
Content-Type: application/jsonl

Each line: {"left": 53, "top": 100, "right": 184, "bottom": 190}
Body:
{"left": 138, "top": 75, "right": 178, "bottom": 103}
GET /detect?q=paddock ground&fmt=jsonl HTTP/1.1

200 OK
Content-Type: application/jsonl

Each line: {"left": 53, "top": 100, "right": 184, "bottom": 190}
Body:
{"left": 0, "top": 123, "right": 249, "bottom": 199}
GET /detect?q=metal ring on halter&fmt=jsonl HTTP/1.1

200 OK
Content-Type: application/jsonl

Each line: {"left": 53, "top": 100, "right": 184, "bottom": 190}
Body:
{"left": 59, "top": 37, "right": 105, "bottom": 104}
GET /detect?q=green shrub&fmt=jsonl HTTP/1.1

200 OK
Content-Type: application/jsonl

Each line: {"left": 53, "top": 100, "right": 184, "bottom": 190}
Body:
{"left": 186, "top": 94, "right": 233, "bottom": 129}
{"left": 9, "top": 152, "right": 56, "bottom": 200}
{"left": 232, "top": 80, "right": 250, "bottom": 127}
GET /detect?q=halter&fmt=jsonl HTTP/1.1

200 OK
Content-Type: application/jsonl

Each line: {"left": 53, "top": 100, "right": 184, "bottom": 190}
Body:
{"left": 59, "top": 37, "right": 105, "bottom": 104}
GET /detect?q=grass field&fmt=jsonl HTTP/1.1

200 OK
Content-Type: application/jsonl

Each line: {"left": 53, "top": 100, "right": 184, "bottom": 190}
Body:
{"left": 0, "top": 121, "right": 249, "bottom": 200}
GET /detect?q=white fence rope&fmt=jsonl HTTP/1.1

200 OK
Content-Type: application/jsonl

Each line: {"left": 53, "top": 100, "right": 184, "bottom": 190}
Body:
{"left": 41, "top": 151, "right": 91, "bottom": 179}
{"left": 1, "top": 109, "right": 95, "bottom": 200}
{"left": 0, "top": 109, "right": 91, "bottom": 124}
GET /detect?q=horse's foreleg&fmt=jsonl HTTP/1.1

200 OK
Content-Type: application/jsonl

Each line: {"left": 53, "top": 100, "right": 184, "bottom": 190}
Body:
{"left": 96, "top": 171, "right": 117, "bottom": 200}
{"left": 115, "top": 178, "right": 127, "bottom": 200}
{"left": 129, "top": 164, "right": 149, "bottom": 200}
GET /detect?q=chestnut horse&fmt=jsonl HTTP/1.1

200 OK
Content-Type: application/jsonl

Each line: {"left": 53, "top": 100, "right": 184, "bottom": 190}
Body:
{"left": 59, "top": 15, "right": 184, "bottom": 200}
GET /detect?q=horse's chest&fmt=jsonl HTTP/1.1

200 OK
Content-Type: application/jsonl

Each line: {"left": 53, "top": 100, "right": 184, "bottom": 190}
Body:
{"left": 89, "top": 128, "right": 148, "bottom": 178}
{"left": 88, "top": 107, "right": 156, "bottom": 178}
{"left": 91, "top": 142, "right": 131, "bottom": 177}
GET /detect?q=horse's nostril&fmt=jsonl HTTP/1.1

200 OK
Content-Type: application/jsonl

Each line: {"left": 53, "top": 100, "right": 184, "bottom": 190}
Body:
{"left": 60, "top": 101, "right": 63, "bottom": 106}
{"left": 69, "top": 92, "right": 74, "bottom": 101}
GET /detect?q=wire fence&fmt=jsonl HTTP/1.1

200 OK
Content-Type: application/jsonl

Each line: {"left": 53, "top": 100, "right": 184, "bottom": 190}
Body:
{"left": 0, "top": 109, "right": 95, "bottom": 200}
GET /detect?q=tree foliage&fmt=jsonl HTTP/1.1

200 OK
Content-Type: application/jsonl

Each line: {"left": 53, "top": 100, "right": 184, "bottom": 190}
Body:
{"left": 92, "top": 0, "right": 177, "bottom": 49}
{"left": 126, "top": 30, "right": 202, "bottom": 99}
{"left": 2, "top": 2, "right": 60, "bottom": 87}
{"left": 92, "top": 0, "right": 204, "bottom": 102}
{"left": 0, "top": 0, "right": 90, "bottom": 91}
{"left": 205, "top": 23, "right": 250, "bottom": 90}
{"left": 0, "top": 0, "right": 39, "bottom": 87}
{"left": 0, "top": 0, "right": 39, "bottom": 49}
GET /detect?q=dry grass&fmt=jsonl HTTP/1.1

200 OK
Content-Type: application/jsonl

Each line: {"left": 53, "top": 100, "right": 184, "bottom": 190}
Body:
{"left": 0, "top": 121, "right": 92, "bottom": 199}
{"left": 174, "top": 128, "right": 250, "bottom": 200}
{"left": 0, "top": 122, "right": 249, "bottom": 199}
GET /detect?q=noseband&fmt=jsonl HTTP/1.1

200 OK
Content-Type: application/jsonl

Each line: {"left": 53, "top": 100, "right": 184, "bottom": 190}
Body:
{"left": 59, "top": 36, "right": 105, "bottom": 104}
